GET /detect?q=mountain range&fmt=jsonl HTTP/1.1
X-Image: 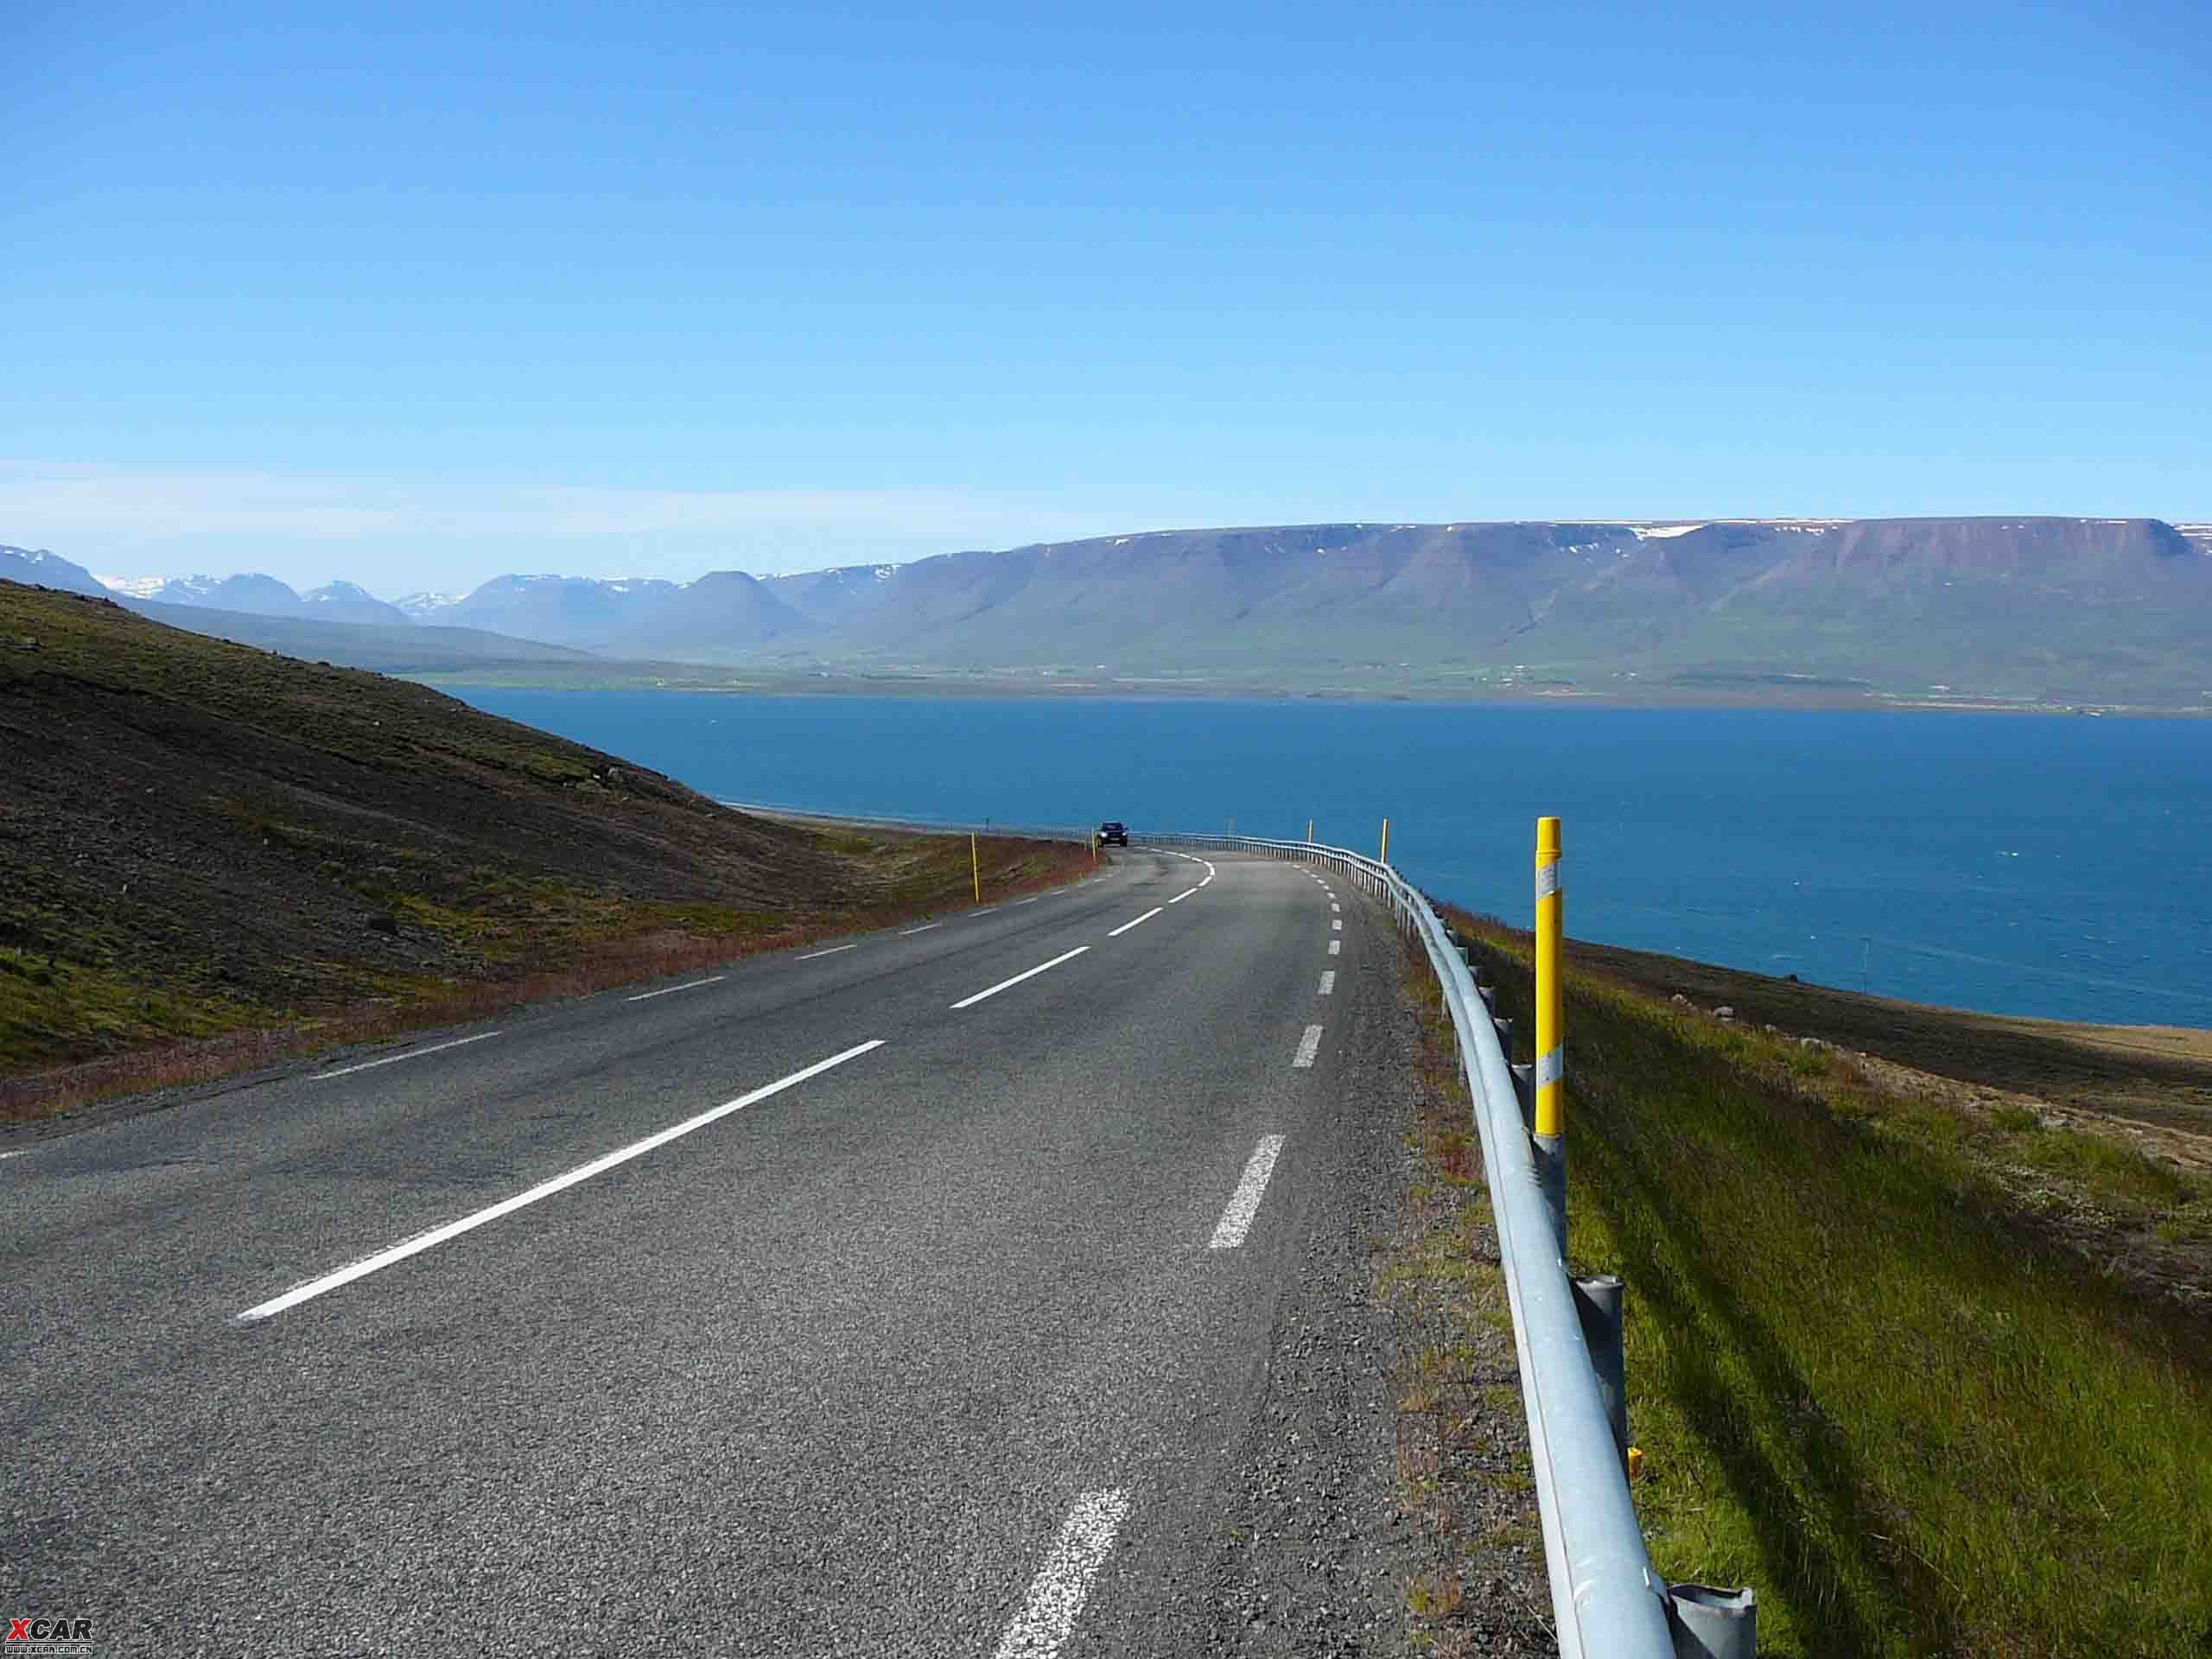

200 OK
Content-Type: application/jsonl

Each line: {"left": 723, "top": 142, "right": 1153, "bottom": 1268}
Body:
{"left": 11, "top": 517, "right": 2212, "bottom": 706}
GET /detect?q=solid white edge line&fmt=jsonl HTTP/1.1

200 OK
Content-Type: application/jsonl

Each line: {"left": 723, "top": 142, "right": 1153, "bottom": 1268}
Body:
{"left": 310, "top": 1030, "right": 502, "bottom": 1082}
{"left": 796, "top": 942, "right": 859, "bottom": 961}
{"left": 0, "top": 1148, "right": 30, "bottom": 1161}
{"left": 238, "top": 1039, "right": 887, "bottom": 1321}
{"left": 1106, "top": 906, "right": 1162, "bottom": 938}
{"left": 1167, "top": 887, "right": 1198, "bottom": 904}
{"left": 1293, "top": 1024, "right": 1323, "bottom": 1068}
{"left": 969, "top": 907, "right": 999, "bottom": 917}
{"left": 992, "top": 1490, "right": 1133, "bottom": 1659}
{"left": 1012, "top": 895, "right": 1041, "bottom": 905}
{"left": 1319, "top": 970, "right": 1336, "bottom": 995}
{"left": 899, "top": 921, "right": 943, "bottom": 936}
{"left": 1208, "top": 1134, "right": 1287, "bottom": 1250}
{"left": 625, "top": 975, "right": 726, "bottom": 1002}
{"left": 950, "top": 946, "right": 1090, "bottom": 1010}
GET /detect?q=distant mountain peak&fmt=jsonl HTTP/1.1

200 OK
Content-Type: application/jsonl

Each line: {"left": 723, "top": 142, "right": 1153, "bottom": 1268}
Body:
{"left": 0, "top": 544, "right": 111, "bottom": 598}
{"left": 306, "top": 580, "right": 378, "bottom": 602}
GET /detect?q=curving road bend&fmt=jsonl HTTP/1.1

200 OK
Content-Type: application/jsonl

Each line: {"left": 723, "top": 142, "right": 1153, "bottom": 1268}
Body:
{"left": 3, "top": 849, "right": 1410, "bottom": 1656}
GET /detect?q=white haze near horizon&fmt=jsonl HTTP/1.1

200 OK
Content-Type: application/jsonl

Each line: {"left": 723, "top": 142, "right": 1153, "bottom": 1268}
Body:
{"left": 0, "top": 459, "right": 1155, "bottom": 598}
{"left": 23, "top": 455, "right": 2157, "bottom": 601}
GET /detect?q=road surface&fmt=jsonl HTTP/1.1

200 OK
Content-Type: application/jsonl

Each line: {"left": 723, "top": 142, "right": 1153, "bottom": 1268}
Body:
{"left": 3, "top": 849, "right": 1414, "bottom": 1655}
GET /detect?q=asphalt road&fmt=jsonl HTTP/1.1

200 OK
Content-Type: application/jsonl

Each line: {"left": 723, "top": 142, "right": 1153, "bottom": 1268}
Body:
{"left": 2, "top": 849, "right": 1410, "bottom": 1656}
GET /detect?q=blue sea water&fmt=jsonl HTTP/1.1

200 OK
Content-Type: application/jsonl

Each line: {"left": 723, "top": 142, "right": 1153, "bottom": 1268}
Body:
{"left": 451, "top": 691, "right": 2212, "bottom": 1030}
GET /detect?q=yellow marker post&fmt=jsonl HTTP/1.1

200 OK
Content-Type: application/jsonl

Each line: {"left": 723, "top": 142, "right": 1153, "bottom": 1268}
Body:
{"left": 1379, "top": 817, "right": 1390, "bottom": 865}
{"left": 971, "top": 832, "right": 982, "bottom": 903}
{"left": 1535, "top": 816, "right": 1564, "bottom": 1136}
{"left": 1535, "top": 816, "right": 1567, "bottom": 1251}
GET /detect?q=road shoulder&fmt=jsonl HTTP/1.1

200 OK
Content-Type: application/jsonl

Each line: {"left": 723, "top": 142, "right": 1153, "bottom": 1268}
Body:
{"left": 1191, "top": 897, "right": 1550, "bottom": 1655}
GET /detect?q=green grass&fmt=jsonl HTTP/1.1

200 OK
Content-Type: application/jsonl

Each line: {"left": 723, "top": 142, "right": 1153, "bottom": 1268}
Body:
{"left": 1458, "top": 916, "right": 2212, "bottom": 1657}
{"left": 0, "top": 948, "right": 260, "bottom": 1062}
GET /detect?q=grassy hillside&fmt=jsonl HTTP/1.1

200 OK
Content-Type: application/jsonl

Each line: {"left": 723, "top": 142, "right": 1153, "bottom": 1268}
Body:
{"left": 0, "top": 582, "right": 1087, "bottom": 1118}
{"left": 1432, "top": 909, "right": 2211, "bottom": 1656}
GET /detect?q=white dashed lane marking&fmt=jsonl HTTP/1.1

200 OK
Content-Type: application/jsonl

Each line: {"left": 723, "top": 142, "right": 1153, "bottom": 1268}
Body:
{"left": 1209, "top": 1135, "right": 1287, "bottom": 1250}
{"left": 311, "top": 1031, "right": 502, "bottom": 1083}
{"left": 992, "top": 1490, "right": 1133, "bottom": 1658}
{"left": 951, "top": 947, "right": 1090, "bottom": 1011}
{"left": 1293, "top": 1025, "right": 1323, "bottom": 1068}
{"left": 1328, "top": 940, "right": 1341, "bottom": 957}
{"left": 626, "top": 976, "right": 725, "bottom": 1003}
{"left": 1319, "top": 970, "right": 1335, "bottom": 995}
{"left": 241, "top": 1040, "right": 887, "bottom": 1320}
{"left": 1107, "top": 907, "right": 1162, "bottom": 938}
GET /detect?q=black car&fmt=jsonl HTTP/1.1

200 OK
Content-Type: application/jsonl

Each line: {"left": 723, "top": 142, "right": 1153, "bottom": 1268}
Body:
{"left": 1097, "top": 821, "right": 1129, "bottom": 847}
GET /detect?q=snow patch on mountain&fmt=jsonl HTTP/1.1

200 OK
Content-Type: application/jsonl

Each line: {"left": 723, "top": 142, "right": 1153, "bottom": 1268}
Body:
{"left": 96, "top": 574, "right": 170, "bottom": 597}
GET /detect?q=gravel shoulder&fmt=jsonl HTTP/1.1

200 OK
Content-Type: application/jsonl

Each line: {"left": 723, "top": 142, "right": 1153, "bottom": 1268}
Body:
{"left": 1185, "top": 893, "right": 1550, "bottom": 1656}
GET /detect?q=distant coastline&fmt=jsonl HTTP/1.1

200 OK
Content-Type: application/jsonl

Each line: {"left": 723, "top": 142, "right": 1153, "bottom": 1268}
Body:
{"left": 409, "top": 662, "right": 2212, "bottom": 718}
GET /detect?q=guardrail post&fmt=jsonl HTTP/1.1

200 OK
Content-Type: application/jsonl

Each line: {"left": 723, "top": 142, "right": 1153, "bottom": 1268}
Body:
{"left": 1666, "top": 1585, "right": 1758, "bottom": 1659}
{"left": 1573, "top": 1274, "right": 1627, "bottom": 1469}
{"left": 1535, "top": 816, "right": 1567, "bottom": 1255}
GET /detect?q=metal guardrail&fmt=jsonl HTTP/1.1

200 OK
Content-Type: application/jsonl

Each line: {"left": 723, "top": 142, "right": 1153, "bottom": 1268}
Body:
{"left": 1140, "top": 830, "right": 1754, "bottom": 1659}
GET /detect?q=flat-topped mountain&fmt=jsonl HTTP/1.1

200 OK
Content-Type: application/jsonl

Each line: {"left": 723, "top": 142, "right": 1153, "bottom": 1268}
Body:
{"left": 426, "top": 517, "right": 2212, "bottom": 700}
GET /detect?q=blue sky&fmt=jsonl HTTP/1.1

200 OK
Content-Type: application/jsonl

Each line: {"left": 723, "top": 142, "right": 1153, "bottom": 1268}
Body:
{"left": 5, "top": 0, "right": 2205, "bottom": 595}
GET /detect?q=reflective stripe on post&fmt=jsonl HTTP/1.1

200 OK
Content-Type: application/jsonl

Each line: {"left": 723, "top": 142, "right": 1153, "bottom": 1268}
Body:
{"left": 1535, "top": 816, "right": 1564, "bottom": 1138}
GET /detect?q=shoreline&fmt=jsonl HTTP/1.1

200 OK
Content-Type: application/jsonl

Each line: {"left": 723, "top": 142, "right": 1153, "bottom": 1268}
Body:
{"left": 410, "top": 667, "right": 2212, "bottom": 718}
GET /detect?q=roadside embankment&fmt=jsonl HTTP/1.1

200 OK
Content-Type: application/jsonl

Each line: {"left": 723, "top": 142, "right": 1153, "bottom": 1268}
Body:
{"left": 1450, "top": 906, "right": 2212, "bottom": 1657}
{"left": 0, "top": 581, "right": 1091, "bottom": 1122}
